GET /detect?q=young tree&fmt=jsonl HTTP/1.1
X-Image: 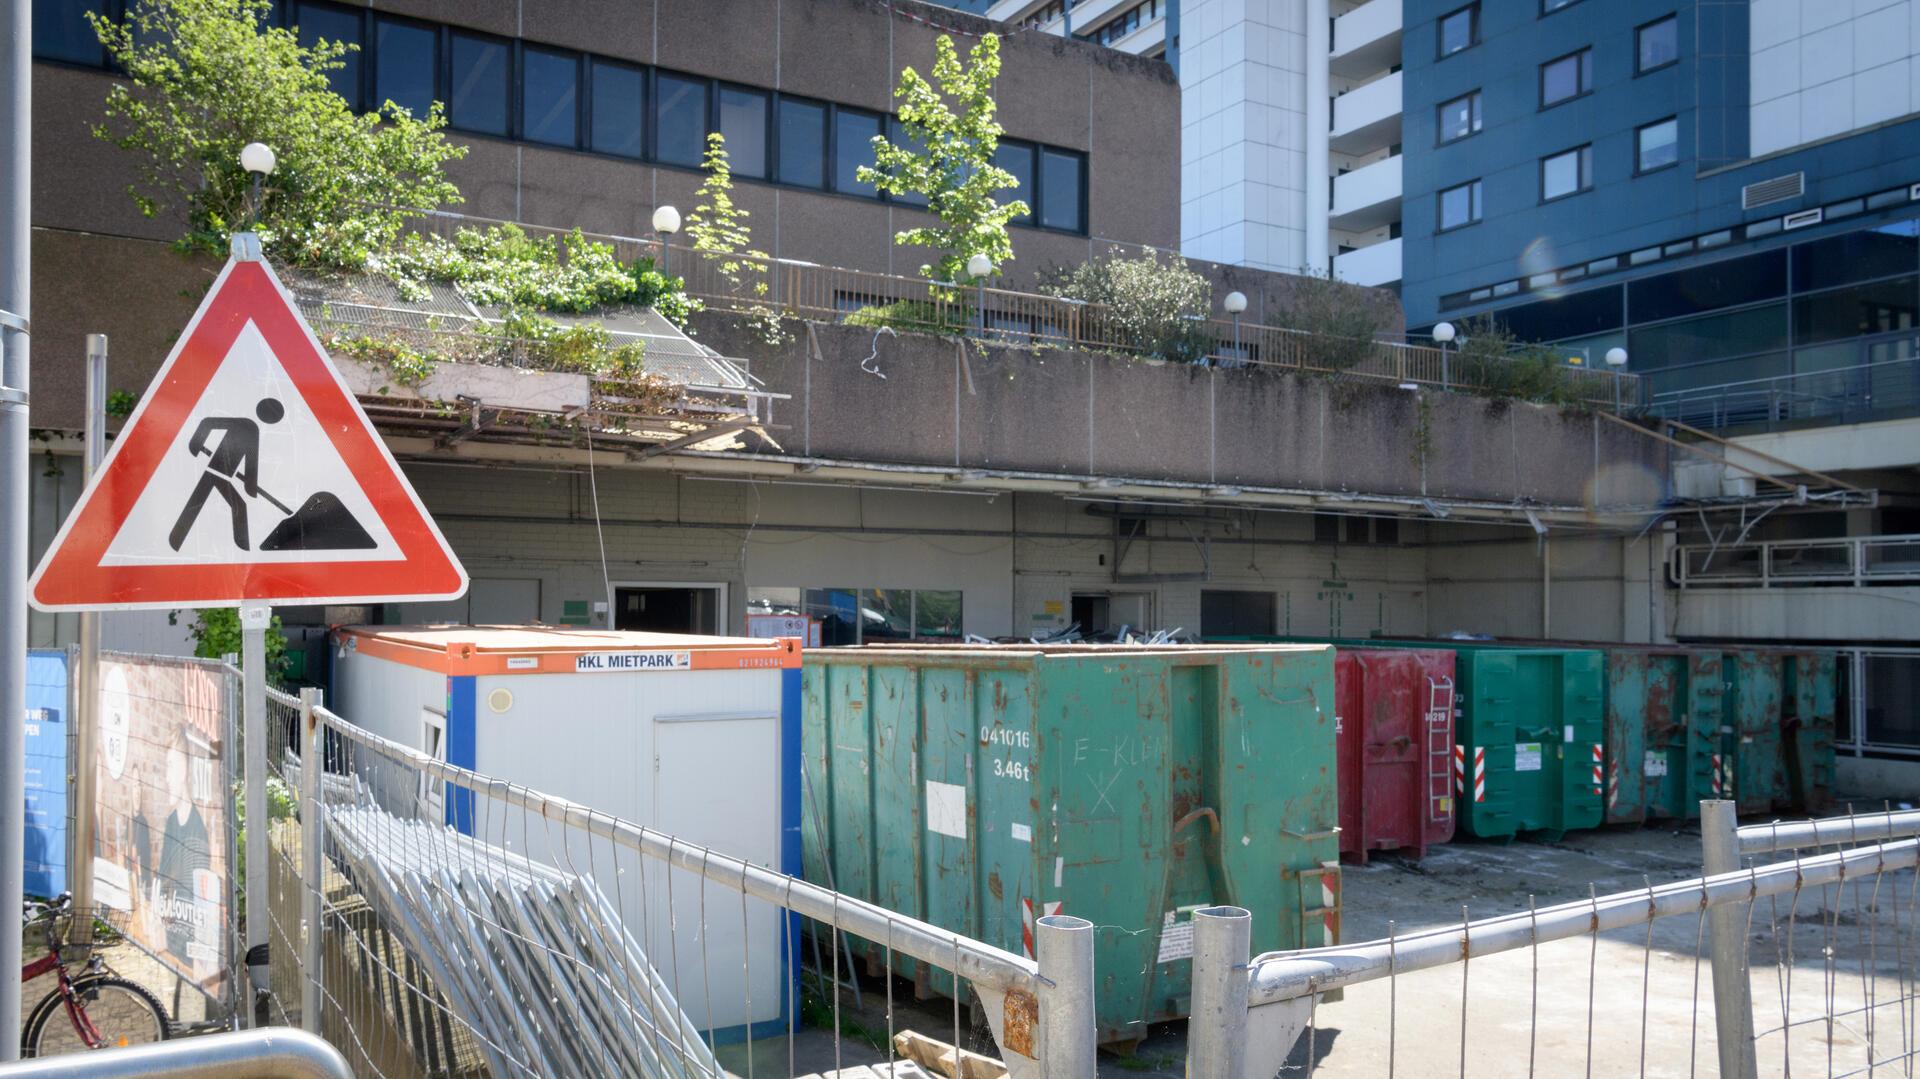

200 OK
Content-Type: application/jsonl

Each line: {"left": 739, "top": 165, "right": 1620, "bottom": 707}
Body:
{"left": 91, "top": 0, "right": 465, "bottom": 268}
{"left": 683, "top": 132, "right": 769, "bottom": 299}
{"left": 860, "top": 33, "right": 1028, "bottom": 286}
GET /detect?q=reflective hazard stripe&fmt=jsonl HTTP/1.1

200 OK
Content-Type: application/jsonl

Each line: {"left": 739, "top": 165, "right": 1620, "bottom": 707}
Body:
{"left": 1319, "top": 861, "right": 1340, "bottom": 944}
{"left": 1473, "top": 747, "right": 1486, "bottom": 803}
{"left": 1591, "top": 743, "right": 1605, "bottom": 795}
{"left": 1021, "top": 898, "right": 1064, "bottom": 959}
{"left": 1454, "top": 745, "right": 1466, "bottom": 795}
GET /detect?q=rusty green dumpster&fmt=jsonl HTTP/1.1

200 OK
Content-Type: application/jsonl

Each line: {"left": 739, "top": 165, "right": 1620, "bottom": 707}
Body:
{"left": 1602, "top": 648, "right": 1722, "bottom": 825}
{"left": 1783, "top": 650, "right": 1839, "bottom": 814}
{"left": 800, "top": 643, "right": 1339, "bottom": 1045}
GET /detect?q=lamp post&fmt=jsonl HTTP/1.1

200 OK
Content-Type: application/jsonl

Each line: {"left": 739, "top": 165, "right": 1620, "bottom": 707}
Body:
{"left": 1223, "top": 290, "right": 1248, "bottom": 361}
{"left": 652, "top": 204, "right": 681, "bottom": 277}
{"left": 967, "top": 252, "right": 993, "bottom": 337}
{"left": 1605, "top": 346, "right": 1629, "bottom": 411}
{"left": 239, "top": 142, "right": 276, "bottom": 227}
{"left": 1432, "top": 320, "right": 1456, "bottom": 389}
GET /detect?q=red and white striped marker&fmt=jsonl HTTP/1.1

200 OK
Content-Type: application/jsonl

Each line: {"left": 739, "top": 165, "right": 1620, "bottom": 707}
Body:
{"left": 1454, "top": 745, "right": 1466, "bottom": 795}
{"left": 1471, "top": 747, "right": 1486, "bottom": 802}
{"left": 1021, "top": 898, "right": 1064, "bottom": 958}
{"left": 1319, "top": 861, "right": 1341, "bottom": 944}
{"left": 1591, "top": 743, "right": 1605, "bottom": 796}
{"left": 1607, "top": 755, "right": 1619, "bottom": 809}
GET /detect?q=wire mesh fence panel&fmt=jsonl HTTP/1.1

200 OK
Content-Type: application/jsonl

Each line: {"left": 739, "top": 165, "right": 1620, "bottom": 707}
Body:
{"left": 259, "top": 695, "right": 1079, "bottom": 1079}
{"left": 1202, "top": 812, "right": 1920, "bottom": 1079}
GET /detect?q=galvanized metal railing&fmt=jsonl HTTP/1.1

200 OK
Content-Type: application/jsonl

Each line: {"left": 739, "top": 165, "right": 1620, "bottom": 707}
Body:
{"left": 1649, "top": 350, "right": 1920, "bottom": 433}
{"left": 1670, "top": 531, "right": 1920, "bottom": 588}
{"left": 263, "top": 688, "right": 1098, "bottom": 1078}
{"left": 0, "top": 1029, "right": 352, "bottom": 1079}
{"left": 1187, "top": 801, "right": 1920, "bottom": 1078}
{"left": 408, "top": 208, "right": 1640, "bottom": 407}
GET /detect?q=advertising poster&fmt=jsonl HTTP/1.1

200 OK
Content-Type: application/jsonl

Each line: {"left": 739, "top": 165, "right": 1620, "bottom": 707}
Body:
{"left": 23, "top": 650, "right": 69, "bottom": 898}
{"left": 92, "top": 655, "right": 231, "bottom": 997}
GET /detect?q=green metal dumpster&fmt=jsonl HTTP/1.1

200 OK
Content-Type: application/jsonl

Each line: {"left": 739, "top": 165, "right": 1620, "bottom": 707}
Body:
{"left": 1783, "top": 650, "right": 1840, "bottom": 815}
{"left": 800, "top": 643, "right": 1340, "bottom": 1046}
{"left": 1441, "top": 645, "right": 1607, "bottom": 841}
{"left": 1601, "top": 648, "right": 1722, "bottom": 825}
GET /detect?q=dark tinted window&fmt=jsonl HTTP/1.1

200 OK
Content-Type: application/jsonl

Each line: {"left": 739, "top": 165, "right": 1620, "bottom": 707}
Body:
{"left": 1438, "top": 179, "right": 1481, "bottom": 231}
{"left": 888, "top": 118, "right": 929, "bottom": 206}
{"left": 1541, "top": 49, "right": 1593, "bottom": 106}
{"left": 995, "top": 140, "right": 1035, "bottom": 223}
{"left": 1040, "top": 148, "right": 1084, "bottom": 231}
{"left": 1629, "top": 303, "right": 1788, "bottom": 366}
{"left": 33, "top": 0, "right": 108, "bottom": 65}
{"left": 1201, "top": 591, "right": 1276, "bottom": 637}
{"left": 522, "top": 46, "right": 579, "bottom": 147}
{"left": 1438, "top": 4, "right": 1477, "bottom": 58}
{"left": 776, "top": 97, "right": 827, "bottom": 188}
{"left": 1637, "top": 117, "right": 1678, "bottom": 171}
{"left": 717, "top": 85, "right": 768, "bottom": 178}
{"left": 1638, "top": 15, "right": 1678, "bottom": 72}
{"left": 373, "top": 18, "right": 435, "bottom": 118}
{"left": 1792, "top": 221, "right": 1920, "bottom": 291}
{"left": 1793, "top": 277, "right": 1919, "bottom": 345}
{"left": 833, "top": 108, "right": 883, "bottom": 196}
{"left": 1629, "top": 250, "right": 1787, "bottom": 323}
{"left": 1486, "top": 285, "right": 1624, "bottom": 342}
{"left": 589, "top": 60, "right": 644, "bottom": 159}
{"left": 448, "top": 32, "right": 510, "bottom": 137}
{"left": 1437, "top": 91, "right": 1481, "bottom": 143}
{"left": 295, "top": 2, "right": 363, "bottom": 109}
{"left": 654, "top": 73, "right": 707, "bottom": 167}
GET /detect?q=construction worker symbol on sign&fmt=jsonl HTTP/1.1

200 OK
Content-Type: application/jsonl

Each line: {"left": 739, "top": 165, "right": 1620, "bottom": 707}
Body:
{"left": 167, "top": 396, "right": 375, "bottom": 553}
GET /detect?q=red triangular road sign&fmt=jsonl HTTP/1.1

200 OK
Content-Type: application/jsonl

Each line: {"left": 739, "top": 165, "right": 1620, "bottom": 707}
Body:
{"left": 29, "top": 254, "right": 467, "bottom": 611}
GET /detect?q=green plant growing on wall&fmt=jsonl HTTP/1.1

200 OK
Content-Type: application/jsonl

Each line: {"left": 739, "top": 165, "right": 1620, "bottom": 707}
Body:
{"left": 627, "top": 257, "right": 701, "bottom": 329}
{"left": 1449, "top": 315, "right": 1585, "bottom": 405}
{"left": 860, "top": 33, "right": 1028, "bottom": 288}
{"left": 381, "top": 224, "right": 637, "bottom": 311}
{"left": 684, "top": 133, "right": 788, "bottom": 343}
{"left": 1039, "top": 247, "right": 1213, "bottom": 362}
{"left": 91, "top": 0, "right": 465, "bottom": 268}
{"left": 1277, "top": 270, "right": 1392, "bottom": 375}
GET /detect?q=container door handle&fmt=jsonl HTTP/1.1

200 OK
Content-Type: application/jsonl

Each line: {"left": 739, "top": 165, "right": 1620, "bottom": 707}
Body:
{"left": 1172, "top": 807, "right": 1220, "bottom": 836}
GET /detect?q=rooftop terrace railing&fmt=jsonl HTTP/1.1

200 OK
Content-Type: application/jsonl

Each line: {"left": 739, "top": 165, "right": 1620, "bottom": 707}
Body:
{"left": 410, "top": 209, "right": 1642, "bottom": 409}
{"left": 1648, "top": 349, "right": 1920, "bottom": 433}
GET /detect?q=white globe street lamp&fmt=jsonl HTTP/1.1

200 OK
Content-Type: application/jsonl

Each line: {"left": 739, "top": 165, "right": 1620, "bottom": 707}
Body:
{"left": 652, "top": 205, "right": 681, "bottom": 275}
{"left": 1223, "top": 291, "right": 1248, "bottom": 360}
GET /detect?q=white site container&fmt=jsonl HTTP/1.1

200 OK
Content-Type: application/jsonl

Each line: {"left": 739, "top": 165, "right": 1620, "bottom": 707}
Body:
{"left": 330, "top": 625, "right": 801, "bottom": 1041}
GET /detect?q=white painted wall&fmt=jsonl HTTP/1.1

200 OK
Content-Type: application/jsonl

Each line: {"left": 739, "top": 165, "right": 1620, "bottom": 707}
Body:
{"left": 1750, "top": 0, "right": 1920, "bottom": 156}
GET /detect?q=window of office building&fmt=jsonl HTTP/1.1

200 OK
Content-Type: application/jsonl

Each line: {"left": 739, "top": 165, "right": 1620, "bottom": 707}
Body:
{"left": 589, "top": 59, "right": 644, "bottom": 159}
{"left": 1039, "top": 148, "right": 1085, "bottom": 232}
{"left": 294, "top": 1, "right": 363, "bottom": 109}
{"left": 1637, "top": 15, "right": 1678, "bottom": 73}
{"left": 717, "top": 85, "right": 768, "bottom": 179}
{"left": 1201, "top": 590, "right": 1276, "bottom": 637}
{"left": 1793, "top": 277, "right": 1920, "bottom": 346}
{"left": 1628, "top": 304, "right": 1790, "bottom": 367}
{"left": 1541, "top": 48, "right": 1594, "bottom": 107}
{"left": 833, "top": 108, "right": 883, "bottom": 196}
{"left": 653, "top": 72, "right": 706, "bottom": 167}
{"left": 887, "top": 118, "right": 930, "bottom": 207}
{"left": 1792, "top": 221, "right": 1920, "bottom": 292}
{"left": 996, "top": 141, "right": 1036, "bottom": 224}
{"left": 1437, "top": 91, "right": 1482, "bottom": 144}
{"left": 373, "top": 17, "right": 435, "bottom": 118}
{"left": 33, "top": 0, "right": 109, "bottom": 65}
{"left": 1541, "top": 144, "right": 1592, "bottom": 201}
{"left": 750, "top": 587, "right": 964, "bottom": 645}
{"left": 776, "top": 96, "right": 828, "bottom": 188}
{"left": 448, "top": 32, "right": 511, "bottom": 137}
{"left": 521, "top": 46, "right": 579, "bottom": 147}
{"left": 1628, "top": 250, "right": 1787, "bottom": 323}
{"left": 1438, "top": 179, "right": 1482, "bottom": 231}
{"left": 1637, "top": 116, "right": 1678, "bottom": 172}
{"left": 1438, "top": 4, "right": 1478, "bottom": 58}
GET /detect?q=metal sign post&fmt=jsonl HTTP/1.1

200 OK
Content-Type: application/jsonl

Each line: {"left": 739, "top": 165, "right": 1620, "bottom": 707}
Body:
{"left": 0, "top": 0, "right": 32, "bottom": 1057}
{"left": 68, "top": 334, "right": 107, "bottom": 950}
{"left": 241, "top": 601, "right": 271, "bottom": 1023}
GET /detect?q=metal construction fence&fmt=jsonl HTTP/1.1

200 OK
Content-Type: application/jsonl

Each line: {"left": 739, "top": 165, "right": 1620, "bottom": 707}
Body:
{"left": 257, "top": 686, "right": 1098, "bottom": 1079}
{"left": 410, "top": 209, "right": 1639, "bottom": 409}
{"left": 1183, "top": 802, "right": 1920, "bottom": 1078}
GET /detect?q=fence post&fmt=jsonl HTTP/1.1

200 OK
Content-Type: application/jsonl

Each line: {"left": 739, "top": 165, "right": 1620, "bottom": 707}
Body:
{"left": 1701, "top": 799, "right": 1757, "bottom": 1079}
{"left": 298, "top": 688, "right": 324, "bottom": 1036}
{"left": 1035, "top": 914, "right": 1096, "bottom": 1079}
{"left": 1187, "top": 905, "right": 1252, "bottom": 1079}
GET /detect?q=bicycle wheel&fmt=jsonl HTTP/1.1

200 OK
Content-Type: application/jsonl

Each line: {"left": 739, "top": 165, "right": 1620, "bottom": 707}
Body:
{"left": 22, "top": 975, "right": 171, "bottom": 1057}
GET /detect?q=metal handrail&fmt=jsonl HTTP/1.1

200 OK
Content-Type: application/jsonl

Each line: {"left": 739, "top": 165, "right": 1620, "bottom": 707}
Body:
{"left": 1648, "top": 350, "right": 1920, "bottom": 432}
{"left": 0, "top": 1028, "right": 352, "bottom": 1079}
{"left": 1670, "top": 531, "right": 1920, "bottom": 588}
{"left": 405, "top": 208, "right": 1640, "bottom": 407}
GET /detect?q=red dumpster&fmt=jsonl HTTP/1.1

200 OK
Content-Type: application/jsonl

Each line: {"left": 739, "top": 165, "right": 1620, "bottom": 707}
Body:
{"left": 1335, "top": 648, "right": 1459, "bottom": 863}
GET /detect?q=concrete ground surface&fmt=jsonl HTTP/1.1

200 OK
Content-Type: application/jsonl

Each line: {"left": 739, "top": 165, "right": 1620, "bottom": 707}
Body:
{"left": 725, "top": 816, "right": 1920, "bottom": 1078}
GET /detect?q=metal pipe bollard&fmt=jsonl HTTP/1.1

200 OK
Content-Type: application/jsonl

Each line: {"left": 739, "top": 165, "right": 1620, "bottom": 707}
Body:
{"left": 1035, "top": 914, "right": 1096, "bottom": 1079}
{"left": 0, "top": 1027, "right": 352, "bottom": 1079}
{"left": 1701, "top": 800, "right": 1757, "bottom": 1079}
{"left": 1187, "top": 905, "right": 1252, "bottom": 1079}
{"left": 299, "top": 688, "right": 325, "bottom": 1035}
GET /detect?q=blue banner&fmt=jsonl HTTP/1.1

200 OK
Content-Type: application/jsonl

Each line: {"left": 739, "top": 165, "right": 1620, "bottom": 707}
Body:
{"left": 24, "top": 650, "right": 68, "bottom": 898}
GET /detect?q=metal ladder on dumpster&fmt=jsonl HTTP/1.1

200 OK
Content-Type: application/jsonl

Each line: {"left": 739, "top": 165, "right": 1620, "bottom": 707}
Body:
{"left": 1427, "top": 675, "right": 1458, "bottom": 826}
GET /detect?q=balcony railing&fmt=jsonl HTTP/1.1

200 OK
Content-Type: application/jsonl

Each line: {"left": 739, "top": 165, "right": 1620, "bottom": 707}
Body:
{"left": 408, "top": 209, "right": 1638, "bottom": 408}
{"left": 1670, "top": 533, "right": 1920, "bottom": 588}
{"left": 1648, "top": 349, "right": 1920, "bottom": 433}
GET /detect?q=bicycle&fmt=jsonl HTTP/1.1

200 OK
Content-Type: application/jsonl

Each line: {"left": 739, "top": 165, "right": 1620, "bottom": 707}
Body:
{"left": 18, "top": 892, "right": 171, "bottom": 1057}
